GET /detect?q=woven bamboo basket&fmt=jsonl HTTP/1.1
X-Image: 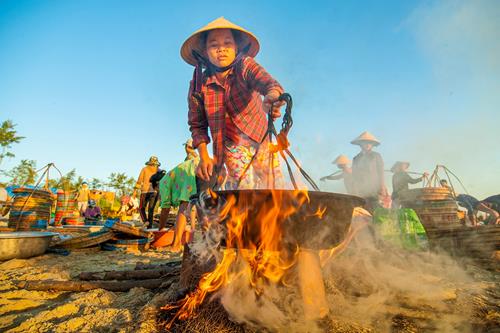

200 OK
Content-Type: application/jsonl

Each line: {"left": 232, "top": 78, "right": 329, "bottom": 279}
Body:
{"left": 8, "top": 188, "right": 53, "bottom": 230}
{"left": 62, "top": 217, "right": 85, "bottom": 226}
{"left": 431, "top": 225, "right": 500, "bottom": 258}
{"left": 399, "top": 187, "right": 454, "bottom": 203}
{"left": 55, "top": 191, "right": 78, "bottom": 225}
{"left": 52, "top": 230, "right": 114, "bottom": 249}
{"left": 48, "top": 227, "right": 91, "bottom": 236}
{"left": 101, "top": 240, "right": 151, "bottom": 252}
{"left": 110, "top": 222, "right": 152, "bottom": 239}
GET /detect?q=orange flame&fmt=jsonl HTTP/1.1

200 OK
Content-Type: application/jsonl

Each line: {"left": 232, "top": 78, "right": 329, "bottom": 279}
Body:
{"left": 162, "top": 190, "right": 366, "bottom": 328}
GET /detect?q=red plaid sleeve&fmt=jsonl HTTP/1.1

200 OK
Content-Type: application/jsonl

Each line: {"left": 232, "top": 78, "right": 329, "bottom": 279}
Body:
{"left": 242, "top": 57, "right": 284, "bottom": 96}
{"left": 187, "top": 80, "right": 210, "bottom": 148}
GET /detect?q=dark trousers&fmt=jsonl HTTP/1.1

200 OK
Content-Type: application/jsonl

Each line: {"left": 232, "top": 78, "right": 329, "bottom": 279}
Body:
{"left": 139, "top": 192, "right": 158, "bottom": 228}
{"left": 364, "top": 196, "right": 381, "bottom": 214}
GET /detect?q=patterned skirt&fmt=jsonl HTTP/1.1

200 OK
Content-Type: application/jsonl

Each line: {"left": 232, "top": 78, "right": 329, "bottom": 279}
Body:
{"left": 223, "top": 139, "right": 284, "bottom": 190}
{"left": 159, "top": 158, "right": 199, "bottom": 209}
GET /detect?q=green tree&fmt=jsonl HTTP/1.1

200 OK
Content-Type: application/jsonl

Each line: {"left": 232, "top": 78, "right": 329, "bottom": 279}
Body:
{"left": 0, "top": 120, "right": 25, "bottom": 165}
{"left": 58, "top": 169, "right": 84, "bottom": 191}
{"left": 90, "top": 177, "right": 104, "bottom": 190}
{"left": 46, "top": 169, "right": 83, "bottom": 191}
{"left": 2, "top": 159, "right": 37, "bottom": 185}
{"left": 107, "top": 172, "right": 135, "bottom": 197}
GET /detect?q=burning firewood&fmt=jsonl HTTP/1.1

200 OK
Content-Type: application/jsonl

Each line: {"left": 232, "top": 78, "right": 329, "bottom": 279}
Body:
{"left": 134, "top": 260, "right": 182, "bottom": 270}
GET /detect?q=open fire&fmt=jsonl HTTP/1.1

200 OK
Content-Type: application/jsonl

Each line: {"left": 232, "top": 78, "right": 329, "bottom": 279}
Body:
{"left": 161, "top": 188, "right": 366, "bottom": 328}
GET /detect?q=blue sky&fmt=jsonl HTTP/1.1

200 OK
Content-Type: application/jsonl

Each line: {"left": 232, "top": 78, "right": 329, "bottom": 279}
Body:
{"left": 1, "top": 0, "right": 499, "bottom": 198}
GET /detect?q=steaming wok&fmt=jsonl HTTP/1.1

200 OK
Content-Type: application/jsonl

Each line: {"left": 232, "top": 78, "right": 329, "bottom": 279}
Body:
{"left": 205, "top": 189, "right": 365, "bottom": 250}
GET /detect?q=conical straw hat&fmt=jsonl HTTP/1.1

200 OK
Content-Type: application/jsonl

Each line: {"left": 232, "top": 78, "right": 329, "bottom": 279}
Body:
{"left": 181, "top": 17, "right": 260, "bottom": 66}
{"left": 390, "top": 161, "right": 409, "bottom": 172}
{"left": 145, "top": 156, "right": 161, "bottom": 166}
{"left": 332, "top": 154, "right": 351, "bottom": 165}
{"left": 350, "top": 131, "right": 381, "bottom": 146}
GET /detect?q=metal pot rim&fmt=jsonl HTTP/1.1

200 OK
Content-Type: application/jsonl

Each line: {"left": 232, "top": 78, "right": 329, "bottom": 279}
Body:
{"left": 0, "top": 232, "right": 58, "bottom": 239}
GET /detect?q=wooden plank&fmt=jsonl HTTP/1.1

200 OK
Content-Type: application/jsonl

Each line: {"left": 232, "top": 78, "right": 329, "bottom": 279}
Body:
{"left": 15, "top": 278, "right": 174, "bottom": 292}
{"left": 78, "top": 267, "right": 180, "bottom": 281}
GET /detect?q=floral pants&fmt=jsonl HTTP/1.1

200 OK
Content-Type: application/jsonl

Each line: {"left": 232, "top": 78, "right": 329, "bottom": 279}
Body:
{"left": 223, "top": 140, "right": 284, "bottom": 190}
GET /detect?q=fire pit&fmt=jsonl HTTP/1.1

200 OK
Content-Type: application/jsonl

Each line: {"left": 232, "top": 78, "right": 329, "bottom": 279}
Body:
{"left": 212, "top": 189, "right": 364, "bottom": 250}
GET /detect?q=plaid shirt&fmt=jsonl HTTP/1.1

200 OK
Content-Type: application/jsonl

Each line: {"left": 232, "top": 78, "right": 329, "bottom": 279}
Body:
{"left": 188, "top": 56, "right": 283, "bottom": 168}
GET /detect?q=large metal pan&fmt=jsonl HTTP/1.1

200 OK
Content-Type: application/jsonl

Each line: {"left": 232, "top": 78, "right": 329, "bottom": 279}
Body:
{"left": 0, "top": 232, "right": 57, "bottom": 261}
{"left": 202, "top": 189, "right": 364, "bottom": 250}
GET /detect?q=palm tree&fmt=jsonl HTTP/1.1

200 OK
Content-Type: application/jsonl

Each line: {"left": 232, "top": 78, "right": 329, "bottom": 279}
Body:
{"left": 2, "top": 159, "right": 37, "bottom": 185}
{"left": 0, "top": 120, "right": 25, "bottom": 165}
{"left": 107, "top": 172, "right": 135, "bottom": 197}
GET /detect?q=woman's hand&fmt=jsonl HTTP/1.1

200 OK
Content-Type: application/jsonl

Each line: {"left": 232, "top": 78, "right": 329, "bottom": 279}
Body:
{"left": 263, "top": 90, "right": 284, "bottom": 120}
{"left": 196, "top": 143, "right": 214, "bottom": 181}
{"left": 196, "top": 156, "right": 214, "bottom": 181}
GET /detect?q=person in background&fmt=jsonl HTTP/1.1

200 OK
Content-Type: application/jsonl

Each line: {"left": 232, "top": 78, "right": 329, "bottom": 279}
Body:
{"left": 439, "top": 179, "right": 455, "bottom": 196}
{"left": 118, "top": 191, "right": 140, "bottom": 218}
{"left": 351, "top": 131, "right": 388, "bottom": 211}
{"left": 148, "top": 168, "right": 167, "bottom": 227}
{"left": 0, "top": 186, "right": 11, "bottom": 217}
{"left": 83, "top": 199, "right": 102, "bottom": 221}
{"left": 482, "top": 195, "right": 500, "bottom": 218}
{"left": 320, "top": 154, "right": 355, "bottom": 194}
{"left": 456, "top": 194, "right": 500, "bottom": 226}
{"left": 391, "top": 161, "right": 428, "bottom": 208}
{"left": 158, "top": 139, "right": 200, "bottom": 251}
{"left": 76, "top": 181, "right": 90, "bottom": 215}
{"left": 136, "top": 156, "right": 161, "bottom": 228}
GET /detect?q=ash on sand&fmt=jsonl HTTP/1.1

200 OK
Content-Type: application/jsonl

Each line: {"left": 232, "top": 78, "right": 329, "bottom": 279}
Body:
{"left": 0, "top": 248, "right": 181, "bottom": 333}
{"left": 159, "top": 228, "right": 499, "bottom": 333}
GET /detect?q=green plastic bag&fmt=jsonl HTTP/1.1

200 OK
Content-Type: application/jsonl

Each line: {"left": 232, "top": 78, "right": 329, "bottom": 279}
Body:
{"left": 373, "top": 208, "right": 428, "bottom": 250}
{"left": 398, "top": 208, "right": 428, "bottom": 250}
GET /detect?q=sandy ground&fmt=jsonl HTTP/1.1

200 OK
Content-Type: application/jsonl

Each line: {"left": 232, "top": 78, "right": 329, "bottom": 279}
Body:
{"left": 0, "top": 248, "right": 180, "bottom": 333}
{"left": 161, "top": 248, "right": 500, "bottom": 333}
{"left": 0, "top": 246, "right": 498, "bottom": 333}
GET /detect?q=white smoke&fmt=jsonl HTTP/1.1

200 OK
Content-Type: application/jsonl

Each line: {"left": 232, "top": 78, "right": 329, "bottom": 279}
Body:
{"left": 209, "top": 209, "right": 480, "bottom": 332}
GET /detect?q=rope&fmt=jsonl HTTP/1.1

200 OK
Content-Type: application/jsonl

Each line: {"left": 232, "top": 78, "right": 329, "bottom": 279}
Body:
{"left": 234, "top": 93, "right": 319, "bottom": 191}
{"left": 423, "top": 164, "right": 468, "bottom": 198}
{"left": 15, "top": 165, "right": 50, "bottom": 230}
{"left": 441, "top": 165, "right": 468, "bottom": 195}
{"left": 14, "top": 163, "right": 65, "bottom": 230}
{"left": 442, "top": 167, "right": 457, "bottom": 197}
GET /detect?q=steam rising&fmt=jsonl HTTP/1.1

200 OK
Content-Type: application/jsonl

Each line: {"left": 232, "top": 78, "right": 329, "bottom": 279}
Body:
{"left": 187, "top": 208, "right": 482, "bottom": 332}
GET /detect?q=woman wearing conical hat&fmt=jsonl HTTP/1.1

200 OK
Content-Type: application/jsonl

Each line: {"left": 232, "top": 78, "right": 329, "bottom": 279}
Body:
{"left": 390, "top": 161, "right": 427, "bottom": 208}
{"left": 320, "top": 155, "right": 355, "bottom": 194}
{"left": 182, "top": 17, "right": 285, "bottom": 189}
{"left": 351, "top": 131, "right": 387, "bottom": 211}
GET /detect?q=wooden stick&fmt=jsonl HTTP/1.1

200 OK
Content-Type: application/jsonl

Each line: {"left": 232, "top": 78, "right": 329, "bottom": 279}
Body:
{"left": 78, "top": 267, "right": 180, "bottom": 281}
{"left": 15, "top": 278, "right": 174, "bottom": 292}
{"left": 134, "top": 260, "right": 181, "bottom": 270}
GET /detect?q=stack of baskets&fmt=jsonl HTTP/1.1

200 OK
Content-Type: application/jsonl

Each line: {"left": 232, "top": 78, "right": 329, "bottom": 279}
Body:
{"left": 103, "top": 221, "right": 154, "bottom": 251}
{"left": 51, "top": 221, "right": 153, "bottom": 251}
{"left": 54, "top": 190, "right": 79, "bottom": 225}
{"left": 399, "top": 187, "right": 461, "bottom": 250}
{"left": 8, "top": 188, "right": 54, "bottom": 230}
